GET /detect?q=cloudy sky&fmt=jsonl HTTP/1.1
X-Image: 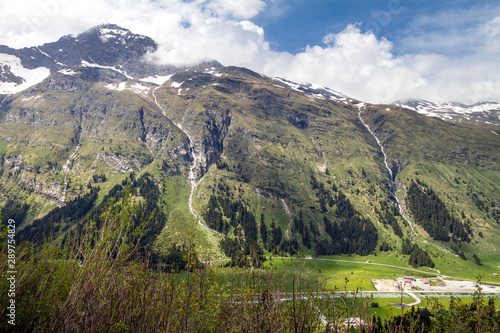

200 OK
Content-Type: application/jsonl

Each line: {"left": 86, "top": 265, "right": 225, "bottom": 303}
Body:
{"left": 1, "top": 0, "right": 499, "bottom": 104}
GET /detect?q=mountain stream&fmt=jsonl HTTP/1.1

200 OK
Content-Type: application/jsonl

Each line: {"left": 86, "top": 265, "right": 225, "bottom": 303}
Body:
{"left": 356, "top": 104, "right": 414, "bottom": 238}
{"left": 152, "top": 87, "right": 209, "bottom": 231}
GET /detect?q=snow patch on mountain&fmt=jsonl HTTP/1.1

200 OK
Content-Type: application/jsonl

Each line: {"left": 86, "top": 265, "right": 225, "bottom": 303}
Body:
{"left": 307, "top": 93, "right": 326, "bottom": 100}
{"left": 35, "top": 47, "right": 50, "bottom": 58}
{"left": 203, "top": 67, "right": 223, "bottom": 77}
{"left": 273, "top": 77, "right": 303, "bottom": 92}
{"left": 394, "top": 99, "right": 500, "bottom": 125}
{"left": 105, "top": 81, "right": 150, "bottom": 96}
{"left": 106, "top": 82, "right": 127, "bottom": 91}
{"left": 96, "top": 26, "right": 147, "bottom": 44}
{"left": 140, "top": 75, "right": 173, "bottom": 85}
{"left": 0, "top": 54, "right": 50, "bottom": 94}
{"left": 272, "top": 77, "right": 347, "bottom": 102}
{"left": 81, "top": 60, "right": 134, "bottom": 79}
{"left": 58, "top": 68, "right": 78, "bottom": 76}
{"left": 170, "top": 81, "right": 184, "bottom": 88}
{"left": 309, "top": 83, "right": 346, "bottom": 101}
{"left": 100, "top": 28, "right": 129, "bottom": 38}
{"left": 22, "top": 95, "right": 42, "bottom": 101}
{"left": 130, "top": 83, "right": 150, "bottom": 96}
{"left": 395, "top": 99, "right": 500, "bottom": 115}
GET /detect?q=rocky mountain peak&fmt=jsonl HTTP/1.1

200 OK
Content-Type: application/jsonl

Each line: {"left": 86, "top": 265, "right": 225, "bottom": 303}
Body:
{"left": 0, "top": 24, "right": 162, "bottom": 94}
{"left": 41, "top": 23, "right": 158, "bottom": 68}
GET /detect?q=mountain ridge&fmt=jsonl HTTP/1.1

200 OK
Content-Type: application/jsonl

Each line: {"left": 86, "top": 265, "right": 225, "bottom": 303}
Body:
{"left": 393, "top": 99, "right": 500, "bottom": 128}
{"left": 0, "top": 24, "right": 224, "bottom": 95}
{"left": 1, "top": 24, "right": 499, "bottom": 121}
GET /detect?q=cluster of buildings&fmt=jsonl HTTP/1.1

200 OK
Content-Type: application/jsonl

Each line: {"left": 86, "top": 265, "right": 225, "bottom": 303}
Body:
{"left": 398, "top": 276, "right": 431, "bottom": 290}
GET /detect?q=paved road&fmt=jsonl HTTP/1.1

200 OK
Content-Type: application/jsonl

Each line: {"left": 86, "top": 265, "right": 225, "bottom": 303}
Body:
{"left": 405, "top": 290, "right": 422, "bottom": 306}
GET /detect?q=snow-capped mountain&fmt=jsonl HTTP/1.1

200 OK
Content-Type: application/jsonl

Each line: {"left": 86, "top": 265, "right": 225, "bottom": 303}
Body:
{"left": 0, "top": 24, "right": 187, "bottom": 94}
{"left": 393, "top": 99, "right": 500, "bottom": 127}
{"left": 2, "top": 22, "right": 499, "bottom": 130}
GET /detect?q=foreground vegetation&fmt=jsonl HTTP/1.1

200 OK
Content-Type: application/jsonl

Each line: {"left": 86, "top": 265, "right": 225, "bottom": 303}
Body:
{"left": 1, "top": 195, "right": 499, "bottom": 332}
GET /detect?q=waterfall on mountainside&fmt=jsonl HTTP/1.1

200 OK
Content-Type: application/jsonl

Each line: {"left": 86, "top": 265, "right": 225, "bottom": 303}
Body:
{"left": 356, "top": 105, "right": 414, "bottom": 239}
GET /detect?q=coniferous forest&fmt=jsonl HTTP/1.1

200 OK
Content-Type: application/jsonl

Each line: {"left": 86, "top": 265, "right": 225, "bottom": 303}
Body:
{"left": 204, "top": 176, "right": 379, "bottom": 261}
{"left": 315, "top": 190, "right": 378, "bottom": 256}
{"left": 406, "top": 180, "right": 471, "bottom": 243}
{"left": 401, "top": 238, "right": 435, "bottom": 268}
{"left": 205, "top": 180, "right": 265, "bottom": 267}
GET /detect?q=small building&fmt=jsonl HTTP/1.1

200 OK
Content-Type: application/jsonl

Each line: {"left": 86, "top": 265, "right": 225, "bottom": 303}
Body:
{"left": 403, "top": 276, "right": 416, "bottom": 284}
{"left": 493, "top": 273, "right": 498, "bottom": 277}
{"left": 422, "top": 278, "right": 431, "bottom": 284}
{"left": 304, "top": 255, "right": 312, "bottom": 260}
{"left": 366, "top": 260, "right": 371, "bottom": 263}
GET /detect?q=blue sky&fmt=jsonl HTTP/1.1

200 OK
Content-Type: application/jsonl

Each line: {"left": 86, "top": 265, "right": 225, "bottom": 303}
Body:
{"left": 255, "top": 0, "right": 499, "bottom": 55}
{"left": 255, "top": 0, "right": 399, "bottom": 53}
{"left": 1, "top": 0, "right": 499, "bottom": 104}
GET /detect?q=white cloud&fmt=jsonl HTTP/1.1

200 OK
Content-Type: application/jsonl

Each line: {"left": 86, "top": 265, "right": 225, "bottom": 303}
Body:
{"left": 260, "top": 25, "right": 428, "bottom": 103}
{"left": 204, "top": 0, "right": 267, "bottom": 19}
{"left": 398, "top": 5, "right": 500, "bottom": 55}
{"left": 0, "top": 0, "right": 499, "bottom": 104}
{"left": 261, "top": 22, "right": 500, "bottom": 104}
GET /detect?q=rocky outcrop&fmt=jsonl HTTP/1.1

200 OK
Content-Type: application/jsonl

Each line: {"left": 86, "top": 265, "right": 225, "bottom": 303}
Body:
{"left": 0, "top": 64, "right": 24, "bottom": 85}
{"left": 199, "top": 108, "right": 232, "bottom": 174}
{"left": 96, "top": 151, "right": 140, "bottom": 173}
